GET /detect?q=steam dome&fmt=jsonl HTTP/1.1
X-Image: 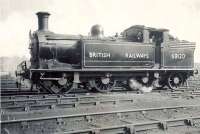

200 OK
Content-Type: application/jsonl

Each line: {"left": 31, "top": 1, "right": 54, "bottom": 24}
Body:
{"left": 90, "top": 24, "right": 104, "bottom": 37}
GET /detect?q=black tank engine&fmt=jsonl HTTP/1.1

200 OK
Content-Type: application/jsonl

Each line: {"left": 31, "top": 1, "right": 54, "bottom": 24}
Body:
{"left": 16, "top": 12, "right": 197, "bottom": 93}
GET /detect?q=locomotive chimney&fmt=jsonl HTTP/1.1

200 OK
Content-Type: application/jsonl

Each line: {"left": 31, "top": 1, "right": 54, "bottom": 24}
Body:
{"left": 36, "top": 12, "right": 50, "bottom": 31}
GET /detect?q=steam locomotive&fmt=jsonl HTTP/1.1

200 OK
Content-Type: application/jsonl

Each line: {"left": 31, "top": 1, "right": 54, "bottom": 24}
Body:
{"left": 16, "top": 12, "right": 197, "bottom": 93}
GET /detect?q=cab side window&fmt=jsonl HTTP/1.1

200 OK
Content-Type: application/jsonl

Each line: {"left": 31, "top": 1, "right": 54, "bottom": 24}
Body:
{"left": 124, "top": 29, "right": 143, "bottom": 42}
{"left": 149, "top": 31, "right": 163, "bottom": 45}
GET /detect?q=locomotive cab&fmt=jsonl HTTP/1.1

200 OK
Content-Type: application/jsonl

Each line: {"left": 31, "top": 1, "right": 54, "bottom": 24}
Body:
{"left": 122, "top": 25, "right": 170, "bottom": 68}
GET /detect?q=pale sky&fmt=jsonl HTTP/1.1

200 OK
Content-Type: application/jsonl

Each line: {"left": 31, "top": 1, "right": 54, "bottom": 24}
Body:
{"left": 0, "top": 0, "right": 200, "bottom": 62}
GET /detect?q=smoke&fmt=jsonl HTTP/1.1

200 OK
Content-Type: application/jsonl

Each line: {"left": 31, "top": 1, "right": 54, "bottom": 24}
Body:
{"left": 129, "top": 78, "right": 153, "bottom": 93}
{"left": 139, "top": 86, "right": 153, "bottom": 93}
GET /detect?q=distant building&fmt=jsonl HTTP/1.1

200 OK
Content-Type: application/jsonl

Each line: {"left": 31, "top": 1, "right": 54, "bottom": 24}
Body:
{"left": 0, "top": 56, "right": 28, "bottom": 76}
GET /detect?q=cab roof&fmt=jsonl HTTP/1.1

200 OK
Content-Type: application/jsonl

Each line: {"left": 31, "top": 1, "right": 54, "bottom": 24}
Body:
{"left": 123, "top": 25, "right": 169, "bottom": 33}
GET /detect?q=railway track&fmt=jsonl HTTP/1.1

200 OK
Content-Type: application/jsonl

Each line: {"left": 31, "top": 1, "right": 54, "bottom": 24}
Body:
{"left": 1, "top": 88, "right": 42, "bottom": 96}
{"left": 1, "top": 86, "right": 200, "bottom": 104}
{"left": 1, "top": 89, "right": 200, "bottom": 133}
{"left": 162, "top": 89, "right": 200, "bottom": 98}
{"left": 1, "top": 86, "right": 200, "bottom": 98}
{"left": 0, "top": 87, "right": 90, "bottom": 96}
{"left": 2, "top": 87, "right": 200, "bottom": 111}
{"left": 1, "top": 88, "right": 50, "bottom": 96}
{"left": 1, "top": 89, "right": 200, "bottom": 115}
{"left": 1, "top": 102, "right": 200, "bottom": 134}
{"left": 1, "top": 93, "right": 137, "bottom": 113}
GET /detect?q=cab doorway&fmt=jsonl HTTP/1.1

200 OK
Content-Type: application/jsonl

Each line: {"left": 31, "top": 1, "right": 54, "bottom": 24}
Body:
{"left": 149, "top": 31, "right": 163, "bottom": 68}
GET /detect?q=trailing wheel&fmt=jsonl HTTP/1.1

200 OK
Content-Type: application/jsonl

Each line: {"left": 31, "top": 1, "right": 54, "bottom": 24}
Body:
{"left": 167, "top": 73, "right": 184, "bottom": 90}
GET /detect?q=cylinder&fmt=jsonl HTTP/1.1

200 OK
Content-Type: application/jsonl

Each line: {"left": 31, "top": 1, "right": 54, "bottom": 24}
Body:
{"left": 36, "top": 12, "right": 50, "bottom": 31}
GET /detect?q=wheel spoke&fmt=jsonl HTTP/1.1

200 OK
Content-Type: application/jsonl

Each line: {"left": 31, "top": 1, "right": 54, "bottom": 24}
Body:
{"left": 93, "top": 78, "right": 116, "bottom": 93}
{"left": 168, "top": 73, "right": 183, "bottom": 90}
